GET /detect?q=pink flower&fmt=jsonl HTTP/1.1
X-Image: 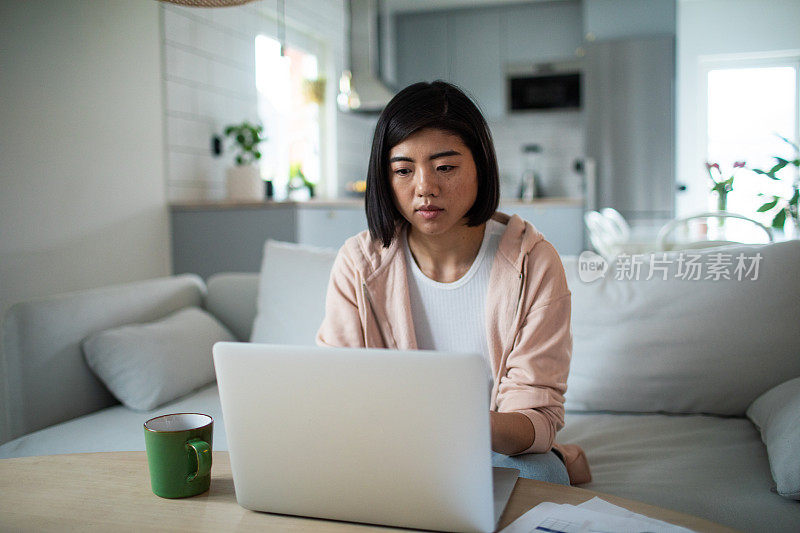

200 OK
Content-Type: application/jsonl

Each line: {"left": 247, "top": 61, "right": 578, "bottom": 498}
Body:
{"left": 704, "top": 160, "right": 744, "bottom": 193}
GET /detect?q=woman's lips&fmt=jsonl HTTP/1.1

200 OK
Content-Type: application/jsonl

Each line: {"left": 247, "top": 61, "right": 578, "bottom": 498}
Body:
{"left": 416, "top": 206, "right": 443, "bottom": 220}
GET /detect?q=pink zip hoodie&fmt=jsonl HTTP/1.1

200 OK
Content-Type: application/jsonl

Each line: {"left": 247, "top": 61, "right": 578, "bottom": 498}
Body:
{"left": 316, "top": 212, "right": 591, "bottom": 484}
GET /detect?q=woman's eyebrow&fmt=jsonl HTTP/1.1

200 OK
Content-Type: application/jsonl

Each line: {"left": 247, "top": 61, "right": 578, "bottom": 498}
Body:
{"left": 429, "top": 150, "right": 461, "bottom": 160}
{"left": 389, "top": 150, "right": 462, "bottom": 163}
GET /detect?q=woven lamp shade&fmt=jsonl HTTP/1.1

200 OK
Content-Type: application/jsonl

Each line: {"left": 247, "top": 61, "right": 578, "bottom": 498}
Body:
{"left": 158, "top": 0, "right": 257, "bottom": 7}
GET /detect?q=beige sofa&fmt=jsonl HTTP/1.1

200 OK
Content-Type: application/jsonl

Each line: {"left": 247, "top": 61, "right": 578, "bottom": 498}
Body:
{"left": 1, "top": 239, "right": 799, "bottom": 532}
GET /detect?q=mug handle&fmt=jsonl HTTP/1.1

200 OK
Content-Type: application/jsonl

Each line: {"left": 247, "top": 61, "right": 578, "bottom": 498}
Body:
{"left": 185, "top": 438, "right": 212, "bottom": 482}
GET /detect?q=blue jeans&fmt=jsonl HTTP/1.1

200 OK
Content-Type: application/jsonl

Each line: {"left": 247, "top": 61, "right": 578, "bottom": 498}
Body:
{"left": 491, "top": 450, "right": 570, "bottom": 485}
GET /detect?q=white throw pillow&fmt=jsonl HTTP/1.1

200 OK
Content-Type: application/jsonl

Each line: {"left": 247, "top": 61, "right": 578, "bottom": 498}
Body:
{"left": 747, "top": 376, "right": 800, "bottom": 500}
{"left": 82, "top": 307, "right": 235, "bottom": 411}
{"left": 250, "top": 240, "right": 338, "bottom": 345}
{"left": 563, "top": 240, "right": 800, "bottom": 416}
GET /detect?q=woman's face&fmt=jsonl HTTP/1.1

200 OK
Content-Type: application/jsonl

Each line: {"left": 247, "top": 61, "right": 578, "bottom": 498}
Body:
{"left": 388, "top": 128, "right": 479, "bottom": 240}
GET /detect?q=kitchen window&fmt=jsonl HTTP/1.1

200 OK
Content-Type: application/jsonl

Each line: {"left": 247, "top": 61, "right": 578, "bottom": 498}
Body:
{"left": 703, "top": 57, "right": 799, "bottom": 236}
{"left": 255, "top": 35, "right": 321, "bottom": 201}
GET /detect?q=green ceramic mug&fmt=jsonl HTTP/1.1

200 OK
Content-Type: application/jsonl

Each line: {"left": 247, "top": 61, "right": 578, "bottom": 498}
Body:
{"left": 144, "top": 413, "right": 213, "bottom": 498}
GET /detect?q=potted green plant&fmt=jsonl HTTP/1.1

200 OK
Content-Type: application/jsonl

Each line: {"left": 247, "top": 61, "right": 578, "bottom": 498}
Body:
{"left": 750, "top": 136, "right": 800, "bottom": 238}
{"left": 287, "top": 163, "right": 315, "bottom": 200}
{"left": 223, "top": 121, "right": 266, "bottom": 201}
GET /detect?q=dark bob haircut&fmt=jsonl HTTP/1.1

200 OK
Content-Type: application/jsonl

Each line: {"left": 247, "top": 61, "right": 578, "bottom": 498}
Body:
{"left": 365, "top": 80, "right": 500, "bottom": 247}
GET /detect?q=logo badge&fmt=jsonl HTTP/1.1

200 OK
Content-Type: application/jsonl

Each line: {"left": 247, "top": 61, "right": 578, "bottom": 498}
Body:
{"left": 578, "top": 251, "right": 608, "bottom": 283}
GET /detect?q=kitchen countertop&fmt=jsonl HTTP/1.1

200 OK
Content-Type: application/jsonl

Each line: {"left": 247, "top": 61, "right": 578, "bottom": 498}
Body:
{"left": 169, "top": 197, "right": 585, "bottom": 211}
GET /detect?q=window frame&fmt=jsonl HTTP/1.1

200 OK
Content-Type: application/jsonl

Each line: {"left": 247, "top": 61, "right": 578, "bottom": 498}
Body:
{"left": 696, "top": 52, "right": 800, "bottom": 223}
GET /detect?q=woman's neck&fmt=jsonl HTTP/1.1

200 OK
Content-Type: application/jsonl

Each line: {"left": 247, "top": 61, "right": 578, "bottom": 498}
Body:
{"left": 407, "top": 221, "right": 487, "bottom": 283}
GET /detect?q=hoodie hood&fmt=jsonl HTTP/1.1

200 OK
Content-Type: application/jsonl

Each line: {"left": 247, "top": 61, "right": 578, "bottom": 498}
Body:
{"left": 492, "top": 212, "right": 545, "bottom": 272}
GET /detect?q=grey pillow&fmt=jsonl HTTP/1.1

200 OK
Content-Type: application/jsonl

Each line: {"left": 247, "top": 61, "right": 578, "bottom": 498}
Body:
{"left": 82, "top": 307, "right": 235, "bottom": 411}
{"left": 746, "top": 376, "right": 800, "bottom": 500}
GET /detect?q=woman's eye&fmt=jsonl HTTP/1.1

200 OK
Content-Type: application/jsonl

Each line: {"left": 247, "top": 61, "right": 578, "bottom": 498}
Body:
{"left": 437, "top": 165, "right": 455, "bottom": 172}
{"left": 393, "top": 168, "right": 412, "bottom": 177}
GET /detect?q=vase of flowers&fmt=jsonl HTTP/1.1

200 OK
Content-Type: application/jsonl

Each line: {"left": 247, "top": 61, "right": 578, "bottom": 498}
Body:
{"left": 705, "top": 160, "right": 745, "bottom": 224}
{"left": 750, "top": 136, "right": 800, "bottom": 239}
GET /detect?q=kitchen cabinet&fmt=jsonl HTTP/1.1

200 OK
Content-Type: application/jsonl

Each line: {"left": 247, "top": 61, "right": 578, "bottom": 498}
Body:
{"left": 170, "top": 204, "right": 296, "bottom": 280}
{"left": 170, "top": 202, "right": 369, "bottom": 279}
{"left": 448, "top": 10, "right": 504, "bottom": 119}
{"left": 582, "top": 0, "right": 675, "bottom": 42}
{"left": 502, "top": 2, "right": 583, "bottom": 64}
{"left": 296, "top": 205, "right": 368, "bottom": 249}
{"left": 169, "top": 200, "right": 584, "bottom": 279}
{"left": 395, "top": 11, "right": 450, "bottom": 87}
{"left": 500, "top": 202, "right": 584, "bottom": 256}
{"left": 394, "top": 2, "right": 583, "bottom": 120}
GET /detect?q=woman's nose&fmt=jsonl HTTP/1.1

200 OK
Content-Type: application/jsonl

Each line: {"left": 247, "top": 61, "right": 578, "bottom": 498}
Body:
{"left": 415, "top": 167, "right": 440, "bottom": 197}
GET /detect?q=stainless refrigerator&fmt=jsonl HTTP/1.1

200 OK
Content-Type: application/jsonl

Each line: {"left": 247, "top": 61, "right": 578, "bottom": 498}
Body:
{"left": 584, "top": 35, "right": 676, "bottom": 224}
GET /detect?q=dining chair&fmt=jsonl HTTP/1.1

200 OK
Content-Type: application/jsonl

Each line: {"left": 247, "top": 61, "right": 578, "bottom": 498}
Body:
{"left": 656, "top": 211, "right": 774, "bottom": 252}
{"left": 584, "top": 210, "right": 621, "bottom": 259}
{"left": 599, "top": 207, "right": 631, "bottom": 243}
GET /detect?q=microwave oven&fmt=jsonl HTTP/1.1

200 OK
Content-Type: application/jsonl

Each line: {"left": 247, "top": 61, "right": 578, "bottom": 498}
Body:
{"left": 508, "top": 71, "right": 581, "bottom": 111}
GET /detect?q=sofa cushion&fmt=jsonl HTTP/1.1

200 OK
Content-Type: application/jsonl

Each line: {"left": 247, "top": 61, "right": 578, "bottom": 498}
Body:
{"left": 0, "top": 274, "right": 205, "bottom": 445}
{"left": 82, "top": 307, "right": 235, "bottom": 411}
{"left": 746, "top": 376, "right": 800, "bottom": 500}
{"left": 250, "top": 240, "right": 337, "bottom": 345}
{"left": 206, "top": 273, "right": 259, "bottom": 342}
{"left": 558, "top": 411, "right": 800, "bottom": 532}
{"left": 563, "top": 240, "right": 800, "bottom": 416}
{"left": 0, "top": 384, "right": 224, "bottom": 460}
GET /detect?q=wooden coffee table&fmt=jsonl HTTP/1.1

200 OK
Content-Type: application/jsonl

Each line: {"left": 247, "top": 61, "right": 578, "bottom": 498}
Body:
{"left": 0, "top": 452, "right": 737, "bottom": 532}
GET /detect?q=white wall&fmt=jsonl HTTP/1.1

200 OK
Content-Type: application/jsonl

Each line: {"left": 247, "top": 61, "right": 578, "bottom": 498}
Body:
{"left": 162, "top": 0, "right": 374, "bottom": 201}
{"left": 0, "top": 0, "right": 170, "bottom": 318}
{"left": 676, "top": 0, "right": 800, "bottom": 216}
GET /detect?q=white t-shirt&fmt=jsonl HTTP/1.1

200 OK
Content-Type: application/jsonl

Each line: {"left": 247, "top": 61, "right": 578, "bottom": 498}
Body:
{"left": 403, "top": 219, "right": 505, "bottom": 380}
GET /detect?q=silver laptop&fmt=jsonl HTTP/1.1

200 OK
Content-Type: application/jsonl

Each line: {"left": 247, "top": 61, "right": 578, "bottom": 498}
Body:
{"left": 213, "top": 342, "right": 519, "bottom": 533}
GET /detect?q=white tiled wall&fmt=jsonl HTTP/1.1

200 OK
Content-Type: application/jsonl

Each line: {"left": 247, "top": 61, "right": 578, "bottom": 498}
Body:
{"left": 489, "top": 111, "right": 586, "bottom": 199}
{"left": 336, "top": 111, "right": 378, "bottom": 190}
{"left": 161, "top": 0, "right": 370, "bottom": 202}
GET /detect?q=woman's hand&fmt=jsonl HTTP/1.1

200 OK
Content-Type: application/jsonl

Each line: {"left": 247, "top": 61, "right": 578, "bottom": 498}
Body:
{"left": 490, "top": 411, "right": 535, "bottom": 456}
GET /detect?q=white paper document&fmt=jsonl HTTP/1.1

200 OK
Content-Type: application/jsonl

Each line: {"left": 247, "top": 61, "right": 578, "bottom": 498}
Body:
{"left": 499, "top": 496, "right": 696, "bottom": 533}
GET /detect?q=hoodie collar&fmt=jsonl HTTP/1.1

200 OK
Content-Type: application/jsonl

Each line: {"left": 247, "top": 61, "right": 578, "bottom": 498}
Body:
{"left": 355, "top": 212, "right": 544, "bottom": 281}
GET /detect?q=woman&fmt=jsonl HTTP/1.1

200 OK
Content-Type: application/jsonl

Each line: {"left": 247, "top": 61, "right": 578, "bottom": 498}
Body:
{"left": 317, "top": 81, "right": 590, "bottom": 485}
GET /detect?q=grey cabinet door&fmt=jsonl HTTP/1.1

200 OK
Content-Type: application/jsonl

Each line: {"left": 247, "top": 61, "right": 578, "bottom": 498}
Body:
{"left": 449, "top": 9, "right": 504, "bottom": 119}
{"left": 500, "top": 204, "right": 584, "bottom": 256}
{"left": 296, "top": 207, "right": 368, "bottom": 249}
{"left": 395, "top": 12, "right": 451, "bottom": 88}
{"left": 170, "top": 206, "right": 297, "bottom": 278}
{"left": 584, "top": 36, "right": 675, "bottom": 222}
{"left": 503, "top": 1, "right": 583, "bottom": 64}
